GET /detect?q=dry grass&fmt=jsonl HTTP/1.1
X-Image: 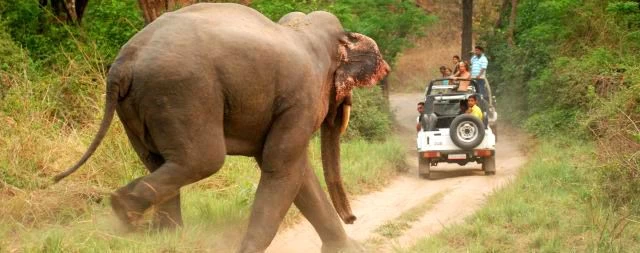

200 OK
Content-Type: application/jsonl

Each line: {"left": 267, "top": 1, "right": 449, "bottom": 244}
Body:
{"left": 0, "top": 181, "right": 107, "bottom": 228}
{"left": 587, "top": 96, "right": 640, "bottom": 209}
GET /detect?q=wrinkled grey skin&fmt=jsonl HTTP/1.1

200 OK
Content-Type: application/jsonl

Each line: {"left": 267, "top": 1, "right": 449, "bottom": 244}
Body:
{"left": 54, "top": 3, "right": 389, "bottom": 253}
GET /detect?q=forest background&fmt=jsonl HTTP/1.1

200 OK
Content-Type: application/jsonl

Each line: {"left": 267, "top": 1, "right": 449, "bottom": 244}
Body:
{"left": 0, "top": 0, "right": 639, "bottom": 251}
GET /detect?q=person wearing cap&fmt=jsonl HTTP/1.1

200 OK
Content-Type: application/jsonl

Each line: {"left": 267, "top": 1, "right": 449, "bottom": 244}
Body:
{"left": 470, "top": 46, "right": 488, "bottom": 98}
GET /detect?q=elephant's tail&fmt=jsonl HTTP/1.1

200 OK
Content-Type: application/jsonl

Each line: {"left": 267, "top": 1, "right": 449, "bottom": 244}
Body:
{"left": 53, "top": 64, "right": 126, "bottom": 183}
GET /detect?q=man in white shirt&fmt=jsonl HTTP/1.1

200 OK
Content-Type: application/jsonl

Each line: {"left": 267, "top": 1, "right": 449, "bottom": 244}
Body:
{"left": 470, "top": 46, "right": 488, "bottom": 98}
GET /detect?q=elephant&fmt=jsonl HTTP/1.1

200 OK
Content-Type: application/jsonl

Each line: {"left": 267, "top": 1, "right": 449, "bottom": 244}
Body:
{"left": 53, "top": 3, "right": 390, "bottom": 253}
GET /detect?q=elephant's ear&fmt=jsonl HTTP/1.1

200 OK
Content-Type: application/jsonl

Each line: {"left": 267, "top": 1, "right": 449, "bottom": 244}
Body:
{"left": 334, "top": 32, "right": 390, "bottom": 102}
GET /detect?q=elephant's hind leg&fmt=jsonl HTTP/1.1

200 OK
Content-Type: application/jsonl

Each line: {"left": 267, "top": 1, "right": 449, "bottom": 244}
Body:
{"left": 111, "top": 114, "right": 226, "bottom": 230}
{"left": 115, "top": 125, "right": 184, "bottom": 230}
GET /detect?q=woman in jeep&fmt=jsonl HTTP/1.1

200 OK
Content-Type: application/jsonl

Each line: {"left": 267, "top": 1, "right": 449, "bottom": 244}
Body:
{"left": 452, "top": 61, "right": 471, "bottom": 91}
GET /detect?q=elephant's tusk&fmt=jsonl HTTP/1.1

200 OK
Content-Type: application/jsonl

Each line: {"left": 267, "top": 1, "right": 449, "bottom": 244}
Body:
{"left": 340, "top": 105, "right": 351, "bottom": 135}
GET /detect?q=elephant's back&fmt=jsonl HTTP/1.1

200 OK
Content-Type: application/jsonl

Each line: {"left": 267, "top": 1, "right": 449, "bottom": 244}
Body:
{"left": 121, "top": 2, "right": 291, "bottom": 67}
{"left": 149, "top": 3, "right": 279, "bottom": 37}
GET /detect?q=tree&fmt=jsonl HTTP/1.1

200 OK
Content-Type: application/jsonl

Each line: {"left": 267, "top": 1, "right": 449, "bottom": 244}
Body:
{"left": 494, "top": 0, "right": 509, "bottom": 29}
{"left": 461, "top": 0, "right": 473, "bottom": 61}
{"left": 507, "top": 0, "right": 518, "bottom": 47}
{"left": 138, "top": 0, "right": 196, "bottom": 24}
{"left": 38, "top": 0, "right": 90, "bottom": 24}
{"left": 137, "top": 0, "right": 253, "bottom": 24}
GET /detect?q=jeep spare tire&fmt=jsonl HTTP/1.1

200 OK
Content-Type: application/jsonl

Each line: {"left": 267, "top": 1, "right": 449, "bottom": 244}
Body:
{"left": 450, "top": 114, "right": 485, "bottom": 150}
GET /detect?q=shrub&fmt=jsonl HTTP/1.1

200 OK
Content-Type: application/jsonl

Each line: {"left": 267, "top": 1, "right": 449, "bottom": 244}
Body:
{"left": 481, "top": 0, "right": 640, "bottom": 213}
{"left": 346, "top": 87, "right": 392, "bottom": 141}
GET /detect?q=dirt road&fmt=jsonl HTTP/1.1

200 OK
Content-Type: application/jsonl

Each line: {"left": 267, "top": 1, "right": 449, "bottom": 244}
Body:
{"left": 268, "top": 93, "right": 529, "bottom": 252}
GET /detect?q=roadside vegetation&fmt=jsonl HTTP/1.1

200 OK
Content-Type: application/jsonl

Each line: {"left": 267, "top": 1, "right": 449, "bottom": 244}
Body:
{"left": 407, "top": 139, "right": 640, "bottom": 252}
{"left": 406, "top": 0, "right": 640, "bottom": 251}
{"left": 0, "top": 0, "right": 431, "bottom": 251}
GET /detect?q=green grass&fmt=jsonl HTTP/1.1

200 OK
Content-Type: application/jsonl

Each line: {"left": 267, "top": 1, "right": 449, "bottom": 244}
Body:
{"left": 403, "top": 140, "right": 640, "bottom": 253}
{"left": 373, "top": 189, "right": 450, "bottom": 239}
{"left": 0, "top": 133, "right": 405, "bottom": 252}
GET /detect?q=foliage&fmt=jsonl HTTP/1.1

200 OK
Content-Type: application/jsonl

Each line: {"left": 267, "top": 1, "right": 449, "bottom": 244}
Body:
{"left": 252, "top": 0, "right": 435, "bottom": 67}
{"left": 607, "top": 1, "right": 640, "bottom": 28}
{"left": 481, "top": 0, "right": 640, "bottom": 214}
{"left": 1, "top": 0, "right": 142, "bottom": 66}
{"left": 0, "top": 0, "right": 433, "bottom": 141}
{"left": 346, "top": 87, "right": 392, "bottom": 141}
{"left": 0, "top": 21, "right": 27, "bottom": 99}
{"left": 405, "top": 139, "right": 640, "bottom": 252}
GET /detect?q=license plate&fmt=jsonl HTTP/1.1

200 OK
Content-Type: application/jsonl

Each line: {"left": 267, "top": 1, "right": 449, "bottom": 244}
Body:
{"left": 448, "top": 154, "right": 466, "bottom": 160}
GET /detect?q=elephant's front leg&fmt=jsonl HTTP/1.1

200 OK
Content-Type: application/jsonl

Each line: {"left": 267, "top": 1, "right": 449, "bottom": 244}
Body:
{"left": 238, "top": 114, "right": 311, "bottom": 253}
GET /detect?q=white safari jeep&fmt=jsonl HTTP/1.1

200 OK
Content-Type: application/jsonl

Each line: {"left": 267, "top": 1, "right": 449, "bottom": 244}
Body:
{"left": 416, "top": 79, "right": 497, "bottom": 179}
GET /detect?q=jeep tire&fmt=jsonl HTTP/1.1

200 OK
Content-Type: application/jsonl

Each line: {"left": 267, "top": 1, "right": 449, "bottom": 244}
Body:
{"left": 450, "top": 114, "right": 485, "bottom": 150}
{"left": 418, "top": 157, "right": 431, "bottom": 179}
{"left": 483, "top": 155, "right": 496, "bottom": 175}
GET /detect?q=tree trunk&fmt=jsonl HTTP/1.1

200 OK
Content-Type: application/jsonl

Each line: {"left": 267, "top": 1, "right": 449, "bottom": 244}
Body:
{"left": 507, "top": 0, "right": 518, "bottom": 47}
{"left": 494, "top": 0, "right": 510, "bottom": 29}
{"left": 137, "top": 0, "right": 197, "bottom": 25}
{"left": 137, "top": 0, "right": 253, "bottom": 25}
{"left": 39, "top": 0, "right": 90, "bottom": 24}
{"left": 461, "top": 0, "right": 473, "bottom": 61}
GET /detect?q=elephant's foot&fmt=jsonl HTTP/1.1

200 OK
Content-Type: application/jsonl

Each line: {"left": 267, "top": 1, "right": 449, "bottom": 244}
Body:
{"left": 152, "top": 210, "right": 183, "bottom": 230}
{"left": 110, "top": 191, "right": 151, "bottom": 230}
{"left": 321, "top": 238, "right": 365, "bottom": 253}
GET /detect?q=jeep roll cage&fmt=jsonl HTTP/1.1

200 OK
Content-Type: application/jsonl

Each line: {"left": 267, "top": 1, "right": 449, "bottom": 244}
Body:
{"left": 421, "top": 78, "right": 491, "bottom": 130}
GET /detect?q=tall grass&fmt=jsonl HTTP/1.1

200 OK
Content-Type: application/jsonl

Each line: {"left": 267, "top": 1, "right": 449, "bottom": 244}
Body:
{"left": 404, "top": 139, "right": 640, "bottom": 252}
{"left": 0, "top": 136, "right": 405, "bottom": 252}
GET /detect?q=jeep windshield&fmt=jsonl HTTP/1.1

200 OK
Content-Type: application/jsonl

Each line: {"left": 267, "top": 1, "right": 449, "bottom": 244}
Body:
{"left": 424, "top": 79, "right": 475, "bottom": 117}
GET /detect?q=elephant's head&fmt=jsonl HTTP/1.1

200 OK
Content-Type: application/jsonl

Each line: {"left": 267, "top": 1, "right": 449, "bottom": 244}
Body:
{"left": 281, "top": 11, "right": 391, "bottom": 224}
{"left": 333, "top": 31, "right": 390, "bottom": 134}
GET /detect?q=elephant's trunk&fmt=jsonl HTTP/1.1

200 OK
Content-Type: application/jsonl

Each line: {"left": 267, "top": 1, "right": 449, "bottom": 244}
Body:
{"left": 321, "top": 103, "right": 356, "bottom": 224}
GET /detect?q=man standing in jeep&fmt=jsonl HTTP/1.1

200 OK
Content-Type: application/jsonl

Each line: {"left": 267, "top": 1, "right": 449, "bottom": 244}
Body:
{"left": 471, "top": 46, "right": 488, "bottom": 98}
